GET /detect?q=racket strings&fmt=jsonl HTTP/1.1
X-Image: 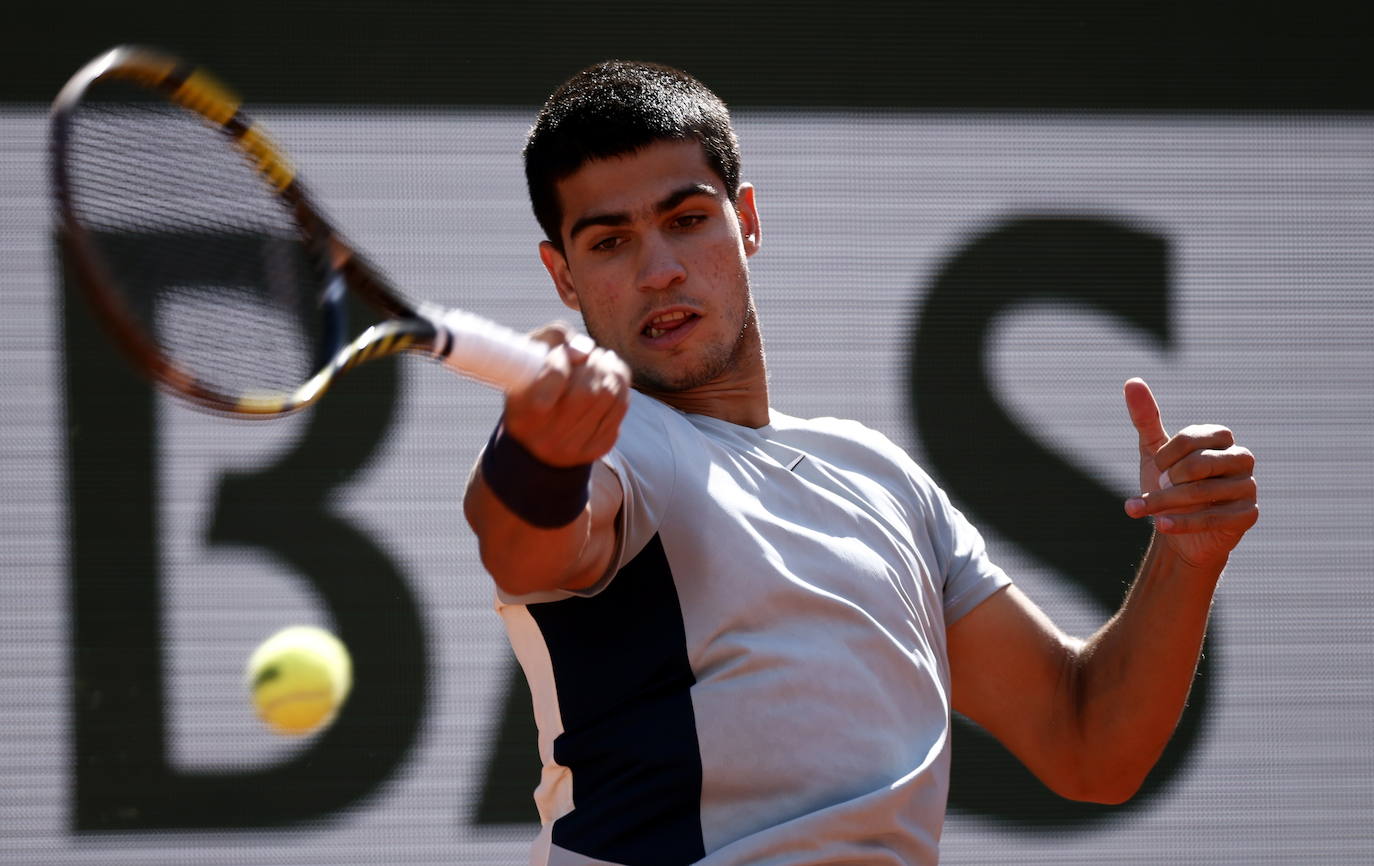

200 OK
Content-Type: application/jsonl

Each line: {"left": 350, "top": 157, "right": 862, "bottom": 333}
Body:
{"left": 62, "top": 84, "right": 325, "bottom": 397}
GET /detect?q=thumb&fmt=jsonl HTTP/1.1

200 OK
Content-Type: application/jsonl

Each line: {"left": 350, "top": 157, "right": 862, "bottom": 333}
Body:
{"left": 1123, "top": 377, "right": 1168, "bottom": 457}
{"left": 527, "top": 321, "right": 575, "bottom": 350}
{"left": 527, "top": 322, "right": 596, "bottom": 363}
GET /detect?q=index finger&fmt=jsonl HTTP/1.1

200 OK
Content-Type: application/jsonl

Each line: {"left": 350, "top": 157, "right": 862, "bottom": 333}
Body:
{"left": 1123, "top": 377, "right": 1169, "bottom": 458}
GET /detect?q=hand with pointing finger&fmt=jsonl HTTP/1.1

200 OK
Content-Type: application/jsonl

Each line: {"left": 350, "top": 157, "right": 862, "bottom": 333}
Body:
{"left": 1121, "top": 378, "right": 1259, "bottom": 570}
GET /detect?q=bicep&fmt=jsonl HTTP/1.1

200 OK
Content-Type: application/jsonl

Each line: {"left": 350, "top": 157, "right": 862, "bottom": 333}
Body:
{"left": 946, "top": 584, "right": 1085, "bottom": 788}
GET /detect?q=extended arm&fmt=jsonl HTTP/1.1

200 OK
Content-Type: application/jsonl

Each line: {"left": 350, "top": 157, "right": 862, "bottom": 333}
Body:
{"left": 463, "top": 326, "right": 631, "bottom": 596}
{"left": 946, "top": 378, "right": 1258, "bottom": 804}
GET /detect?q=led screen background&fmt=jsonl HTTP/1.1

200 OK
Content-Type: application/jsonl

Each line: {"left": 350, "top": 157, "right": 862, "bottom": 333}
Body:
{"left": 1, "top": 3, "right": 1370, "bottom": 863}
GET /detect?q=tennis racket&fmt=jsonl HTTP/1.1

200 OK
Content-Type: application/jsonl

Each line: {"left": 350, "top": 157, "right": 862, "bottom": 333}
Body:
{"left": 51, "top": 45, "right": 557, "bottom": 416}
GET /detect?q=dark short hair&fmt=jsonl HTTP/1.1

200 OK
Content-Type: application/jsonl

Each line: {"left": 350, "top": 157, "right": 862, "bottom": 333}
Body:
{"left": 524, "top": 60, "right": 741, "bottom": 249}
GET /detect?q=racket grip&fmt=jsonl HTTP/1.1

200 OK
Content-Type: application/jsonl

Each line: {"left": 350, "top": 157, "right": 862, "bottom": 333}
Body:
{"left": 432, "top": 309, "right": 551, "bottom": 392}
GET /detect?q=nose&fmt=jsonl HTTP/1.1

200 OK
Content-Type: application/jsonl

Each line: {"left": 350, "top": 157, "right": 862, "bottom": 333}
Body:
{"left": 636, "top": 230, "right": 687, "bottom": 293}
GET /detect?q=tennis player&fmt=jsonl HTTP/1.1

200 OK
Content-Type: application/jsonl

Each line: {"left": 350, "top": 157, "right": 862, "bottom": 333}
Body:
{"left": 464, "top": 62, "right": 1258, "bottom": 866}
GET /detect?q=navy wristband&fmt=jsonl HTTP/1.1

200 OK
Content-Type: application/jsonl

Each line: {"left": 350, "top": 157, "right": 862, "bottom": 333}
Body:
{"left": 480, "top": 423, "right": 593, "bottom": 528}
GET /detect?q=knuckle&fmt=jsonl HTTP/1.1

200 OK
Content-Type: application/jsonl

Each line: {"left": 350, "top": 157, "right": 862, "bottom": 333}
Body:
{"left": 1171, "top": 453, "right": 1198, "bottom": 483}
{"left": 599, "top": 370, "right": 623, "bottom": 397}
{"left": 590, "top": 348, "right": 617, "bottom": 374}
{"left": 1179, "top": 424, "right": 1232, "bottom": 448}
{"left": 1236, "top": 447, "right": 1256, "bottom": 473}
{"left": 1208, "top": 476, "right": 1240, "bottom": 499}
{"left": 604, "top": 350, "right": 632, "bottom": 379}
{"left": 567, "top": 332, "right": 597, "bottom": 357}
{"left": 528, "top": 321, "right": 572, "bottom": 348}
{"left": 550, "top": 344, "right": 574, "bottom": 372}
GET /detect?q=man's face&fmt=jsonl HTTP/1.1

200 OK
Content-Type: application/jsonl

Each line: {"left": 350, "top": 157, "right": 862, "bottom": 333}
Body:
{"left": 538, "top": 139, "right": 762, "bottom": 394}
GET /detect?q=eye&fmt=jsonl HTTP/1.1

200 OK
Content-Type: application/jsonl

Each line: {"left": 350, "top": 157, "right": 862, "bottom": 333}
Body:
{"left": 671, "top": 213, "right": 706, "bottom": 230}
{"left": 590, "top": 235, "right": 625, "bottom": 252}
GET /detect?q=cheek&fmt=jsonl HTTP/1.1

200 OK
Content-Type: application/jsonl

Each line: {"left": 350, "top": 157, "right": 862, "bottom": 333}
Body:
{"left": 703, "top": 239, "right": 751, "bottom": 296}
{"left": 568, "top": 280, "right": 632, "bottom": 340}
{"left": 566, "top": 260, "right": 622, "bottom": 313}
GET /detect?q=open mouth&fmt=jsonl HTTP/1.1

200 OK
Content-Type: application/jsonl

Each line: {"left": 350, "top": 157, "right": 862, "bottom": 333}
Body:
{"left": 642, "top": 310, "right": 699, "bottom": 339}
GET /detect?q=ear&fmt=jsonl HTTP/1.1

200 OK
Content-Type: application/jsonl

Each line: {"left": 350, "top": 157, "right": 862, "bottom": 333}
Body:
{"left": 539, "top": 241, "right": 582, "bottom": 311}
{"left": 735, "top": 183, "right": 761, "bottom": 257}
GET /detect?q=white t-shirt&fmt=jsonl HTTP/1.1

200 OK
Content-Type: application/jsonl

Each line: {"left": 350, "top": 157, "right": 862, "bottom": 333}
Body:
{"left": 497, "top": 391, "right": 1011, "bottom": 866}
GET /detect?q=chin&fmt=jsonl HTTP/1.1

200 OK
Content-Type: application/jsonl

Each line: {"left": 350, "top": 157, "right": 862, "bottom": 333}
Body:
{"left": 627, "top": 319, "right": 752, "bottom": 394}
{"left": 632, "top": 354, "right": 734, "bottom": 394}
{"left": 631, "top": 367, "right": 701, "bottom": 394}
{"left": 628, "top": 356, "right": 703, "bottom": 393}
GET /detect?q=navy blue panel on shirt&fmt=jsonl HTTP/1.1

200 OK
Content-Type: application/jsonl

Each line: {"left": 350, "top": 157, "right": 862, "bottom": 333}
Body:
{"left": 527, "top": 533, "right": 706, "bottom": 865}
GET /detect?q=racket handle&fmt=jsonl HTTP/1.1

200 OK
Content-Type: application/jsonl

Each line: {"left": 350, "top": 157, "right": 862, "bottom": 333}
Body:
{"left": 431, "top": 309, "right": 551, "bottom": 392}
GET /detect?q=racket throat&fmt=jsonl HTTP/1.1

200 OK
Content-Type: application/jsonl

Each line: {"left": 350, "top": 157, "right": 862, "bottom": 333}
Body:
{"left": 316, "top": 272, "right": 349, "bottom": 370}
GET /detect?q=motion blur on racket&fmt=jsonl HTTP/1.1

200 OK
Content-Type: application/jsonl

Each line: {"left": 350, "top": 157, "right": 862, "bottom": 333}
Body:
{"left": 51, "top": 45, "right": 557, "bottom": 417}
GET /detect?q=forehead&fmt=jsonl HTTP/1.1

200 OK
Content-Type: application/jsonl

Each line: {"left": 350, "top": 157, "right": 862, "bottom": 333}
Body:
{"left": 555, "top": 139, "right": 725, "bottom": 232}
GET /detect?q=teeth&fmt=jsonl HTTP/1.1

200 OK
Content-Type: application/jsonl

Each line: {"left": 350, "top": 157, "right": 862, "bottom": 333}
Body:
{"left": 644, "top": 310, "right": 691, "bottom": 339}
{"left": 652, "top": 311, "right": 689, "bottom": 325}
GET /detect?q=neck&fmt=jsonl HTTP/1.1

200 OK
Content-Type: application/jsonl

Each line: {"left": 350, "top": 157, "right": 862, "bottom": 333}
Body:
{"left": 640, "top": 325, "right": 771, "bottom": 427}
{"left": 641, "top": 376, "right": 771, "bottom": 427}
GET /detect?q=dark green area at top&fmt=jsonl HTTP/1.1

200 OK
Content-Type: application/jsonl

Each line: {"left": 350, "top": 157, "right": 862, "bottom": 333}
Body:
{"left": 8, "top": 0, "right": 1372, "bottom": 109}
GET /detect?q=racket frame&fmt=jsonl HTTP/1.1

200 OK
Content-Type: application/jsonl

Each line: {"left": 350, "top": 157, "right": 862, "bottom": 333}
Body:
{"left": 50, "top": 46, "right": 441, "bottom": 416}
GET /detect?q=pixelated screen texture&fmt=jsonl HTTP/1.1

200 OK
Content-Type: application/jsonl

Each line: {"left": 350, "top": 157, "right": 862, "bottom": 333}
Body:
{"left": 1, "top": 108, "right": 1372, "bottom": 863}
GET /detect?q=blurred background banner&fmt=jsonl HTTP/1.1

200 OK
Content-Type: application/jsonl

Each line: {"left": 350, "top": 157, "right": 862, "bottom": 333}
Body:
{"left": 2, "top": 2, "right": 1371, "bottom": 863}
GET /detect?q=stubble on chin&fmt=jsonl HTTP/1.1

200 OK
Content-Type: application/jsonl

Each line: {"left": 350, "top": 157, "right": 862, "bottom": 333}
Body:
{"left": 630, "top": 303, "right": 760, "bottom": 394}
{"left": 630, "top": 345, "right": 733, "bottom": 393}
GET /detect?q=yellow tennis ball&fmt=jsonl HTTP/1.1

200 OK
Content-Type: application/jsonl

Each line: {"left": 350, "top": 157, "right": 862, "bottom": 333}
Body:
{"left": 246, "top": 625, "right": 352, "bottom": 736}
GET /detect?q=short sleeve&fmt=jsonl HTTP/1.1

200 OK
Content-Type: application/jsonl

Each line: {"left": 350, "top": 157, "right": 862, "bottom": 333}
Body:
{"left": 783, "top": 416, "right": 1012, "bottom": 625}
{"left": 923, "top": 480, "right": 1012, "bottom": 624}
{"left": 596, "top": 391, "right": 680, "bottom": 580}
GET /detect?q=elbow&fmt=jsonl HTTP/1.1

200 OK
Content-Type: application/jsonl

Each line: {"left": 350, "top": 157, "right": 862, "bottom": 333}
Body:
{"left": 478, "top": 540, "right": 564, "bottom": 597}
{"left": 1047, "top": 756, "right": 1152, "bottom": 805}
{"left": 1050, "top": 656, "right": 1158, "bottom": 805}
{"left": 464, "top": 483, "right": 566, "bottom": 596}
{"left": 1058, "top": 776, "right": 1144, "bottom": 806}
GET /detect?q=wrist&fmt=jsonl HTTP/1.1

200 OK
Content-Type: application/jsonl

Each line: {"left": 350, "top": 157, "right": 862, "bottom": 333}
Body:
{"left": 1154, "top": 533, "right": 1228, "bottom": 581}
{"left": 480, "top": 422, "right": 593, "bottom": 528}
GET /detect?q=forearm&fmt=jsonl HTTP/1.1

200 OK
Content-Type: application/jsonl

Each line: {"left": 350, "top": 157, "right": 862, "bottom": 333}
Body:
{"left": 459, "top": 332, "right": 629, "bottom": 595}
{"left": 1070, "top": 532, "right": 1224, "bottom": 800}
{"left": 463, "top": 459, "right": 620, "bottom": 596}
{"left": 465, "top": 471, "right": 579, "bottom": 593}
{"left": 950, "top": 380, "right": 1255, "bottom": 804}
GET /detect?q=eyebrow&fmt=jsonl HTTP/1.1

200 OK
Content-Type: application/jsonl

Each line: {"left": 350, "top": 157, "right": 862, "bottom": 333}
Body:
{"left": 567, "top": 182, "right": 720, "bottom": 242}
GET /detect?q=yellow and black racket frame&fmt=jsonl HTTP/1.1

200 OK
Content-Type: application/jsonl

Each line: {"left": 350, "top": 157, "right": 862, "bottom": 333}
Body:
{"left": 50, "top": 45, "right": 435, "bottom": 416}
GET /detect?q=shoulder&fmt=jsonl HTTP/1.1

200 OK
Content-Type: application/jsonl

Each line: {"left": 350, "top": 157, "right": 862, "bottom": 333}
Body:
{"left": 600, "top": 391, "right": 687, "bottom": 525}
{"left": 607, "top": 391, "right": 689, "bottom": 464}
{"left": 791, "top": 414, "right": 905, "bottom": 454}
{"left": 773, "top": 410, "right": 894, "bottom": 449}
{"left": 774, "top": 411, "right": 938, "bottom": 489}
{"left": 771, "top": 411, "right": 963, "bottom": 538}
{"left": 620, "top": 389, "right": 695, "bottom": 439}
